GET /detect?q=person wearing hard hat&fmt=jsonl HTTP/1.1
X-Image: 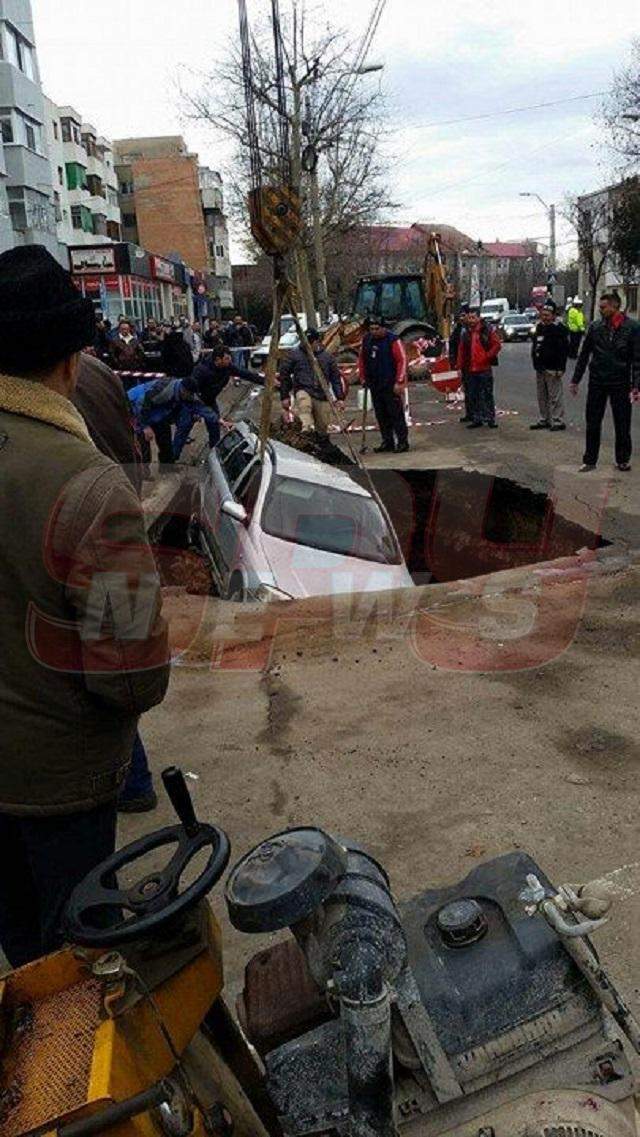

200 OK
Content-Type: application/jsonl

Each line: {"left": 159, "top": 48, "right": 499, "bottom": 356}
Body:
{"left": 566, "top": 297, "right": 586, "bottom": 359}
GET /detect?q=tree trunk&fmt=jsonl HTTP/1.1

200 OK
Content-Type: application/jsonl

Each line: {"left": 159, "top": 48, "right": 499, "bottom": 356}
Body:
{"left": 290, "top": 81, "right": 317, "bottom": 328}
{"left": 309, "top": 165, "right": 329, "bottom": 324}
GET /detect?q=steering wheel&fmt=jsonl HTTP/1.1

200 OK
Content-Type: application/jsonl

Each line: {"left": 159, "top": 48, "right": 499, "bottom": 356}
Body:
{"left": 64, "top": 767, "right": 230, "bottom": 947}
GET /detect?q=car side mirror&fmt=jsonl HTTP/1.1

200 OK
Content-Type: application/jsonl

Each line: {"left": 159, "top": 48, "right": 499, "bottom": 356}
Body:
{"left": 221, "top": 499, "right": 248, "bottom": 524}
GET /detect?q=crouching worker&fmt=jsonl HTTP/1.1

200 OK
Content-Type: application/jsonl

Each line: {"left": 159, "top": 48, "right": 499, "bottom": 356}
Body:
{"left": 280, "top": 329, "right": 344, "bottom": 439}
{"left": 0, "top": 246, "right": 170, "bottom": 967}
{"left": 127, "top": 376, "right": 219, "bottom": 461}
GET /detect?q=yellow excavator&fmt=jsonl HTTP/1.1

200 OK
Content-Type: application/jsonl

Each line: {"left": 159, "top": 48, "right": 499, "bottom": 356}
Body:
{"left": 323, "top": 233, "right": 456, "bottom": 374}
{"left": 1, "top": 767, "right": 639, "bottom": 1137}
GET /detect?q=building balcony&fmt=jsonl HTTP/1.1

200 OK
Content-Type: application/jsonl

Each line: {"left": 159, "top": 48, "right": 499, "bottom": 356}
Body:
{"left": 60, "top": 140, "right": 89, "bottom": 168}
{"left": 67, "top": 186, "right": 91, "bottom": 207}
{"left": 201, "top": 187, "right": 224, "bottom": 211}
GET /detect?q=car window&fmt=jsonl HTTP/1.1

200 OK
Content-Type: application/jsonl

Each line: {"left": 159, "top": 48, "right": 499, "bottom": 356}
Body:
{"left": 216, "top": 430, "right": 243, "bottom": 464}
{"left": 262, "top": 475, "right": 400, "bottom": 564}
{"left": 235, "top": 461, "right": 262, "bottom": 517}
{"left": 223, "top": 439, "right": 256, "bottom": 486}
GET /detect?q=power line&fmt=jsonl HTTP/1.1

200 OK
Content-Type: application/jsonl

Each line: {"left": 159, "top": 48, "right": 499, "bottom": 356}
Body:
{"left": 401, "top": 90, "right": 609, "bottom": 131}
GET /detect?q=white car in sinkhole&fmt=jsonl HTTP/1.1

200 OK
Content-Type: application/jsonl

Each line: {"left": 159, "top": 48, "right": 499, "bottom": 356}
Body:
{"left": 191, "top": 421, "right": 413, "bottom": 602}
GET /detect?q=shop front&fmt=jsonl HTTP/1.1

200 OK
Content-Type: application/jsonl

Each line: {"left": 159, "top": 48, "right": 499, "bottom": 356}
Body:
{"left": 71, "top": 244, "right": 194, "bottom": 327}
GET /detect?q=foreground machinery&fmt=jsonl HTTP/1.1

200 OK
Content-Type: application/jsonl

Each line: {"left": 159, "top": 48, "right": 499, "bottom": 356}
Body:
{"left": 1, "top": 768, "right": 638, "bottom": 1137}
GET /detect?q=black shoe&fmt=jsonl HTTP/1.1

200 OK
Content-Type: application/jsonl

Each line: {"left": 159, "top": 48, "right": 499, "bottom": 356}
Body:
{"left": 118, "top": 790, "right": 158, "bottom": 814}
{"left": 550, "top": 424, "right": 567, "bottom": 431}
{"left": 578, "top": 463, "right": 597, "bottom": 472}
{"left": 374, "top": 443, "right": 395, "bottom": 453}
{"left": 486, "top": 421, "right": 498, "bottom": 428}
{"left": 459, "top": 415, "right": 471, "bottom": 423}
{"left": 466, "top": 421, "right": 483, "bottom": 429}
{"left": 396, "top": 441, "right": 410, "bottom": 453}
{"left": 616, "top": 462, "right": 631, "bottom": 471}
{"left": 529, "top": 421, "right": 550, "bottom": 430}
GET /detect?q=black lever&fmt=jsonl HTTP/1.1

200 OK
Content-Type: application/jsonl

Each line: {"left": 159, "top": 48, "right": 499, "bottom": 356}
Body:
{"left": 162, "top": 766, "right": 200, "bottom": 838}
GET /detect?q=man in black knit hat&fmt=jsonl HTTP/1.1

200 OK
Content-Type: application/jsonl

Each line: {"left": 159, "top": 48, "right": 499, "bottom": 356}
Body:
{"left": 0, "top": 246, "right": 170, "bottom": 967}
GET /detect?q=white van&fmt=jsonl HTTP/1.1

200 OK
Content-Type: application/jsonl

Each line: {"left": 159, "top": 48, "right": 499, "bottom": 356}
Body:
{"left": 480, "top": 298, "right": 510, "bottom": 325}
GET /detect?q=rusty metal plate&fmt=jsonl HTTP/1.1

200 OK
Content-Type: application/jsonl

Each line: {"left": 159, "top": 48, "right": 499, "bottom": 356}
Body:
{"left": 238, "top": 937, "right": 330, "bottom": 1057}
{"left": 0, "top": 977, "right": 102, "bottom": 1136}
{"left": 249, "top": 186, "right": 302, "bottom": 257}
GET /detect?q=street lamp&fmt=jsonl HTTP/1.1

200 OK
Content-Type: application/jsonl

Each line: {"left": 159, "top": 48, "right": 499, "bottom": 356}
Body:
{"left": 519, "top": 191, "right": 556, "bottom": 273}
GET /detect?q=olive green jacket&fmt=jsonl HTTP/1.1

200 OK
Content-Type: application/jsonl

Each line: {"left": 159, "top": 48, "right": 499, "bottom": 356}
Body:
{"left": 0, "top": 374, "right": 170, "bottom": 815}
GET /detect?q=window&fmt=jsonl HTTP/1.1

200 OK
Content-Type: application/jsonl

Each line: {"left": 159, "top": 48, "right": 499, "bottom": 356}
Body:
{"left": 4, "top": 26, "right": 35, "bottom": 79}
{"left": 58, "top": 165, "right": 64, "bottom": 186}
{"left": 121, "top": 212, "right": 137, "bottom": 229}
{"left": 86, "top": 174, "right": 104, "bottom": 198}
{"left": 262, "top": 475, "right": 400, "bottom": 565}
{"left": 119, "top": 180, "right": 134, "bottom": 195}
{"left": 61, "top": 118, "right": 72, "bottom": 143}
{"left": 235, "top": 462, "right": 262, "bottom": 517}
{"left": 7, "top": 187, "right": 26, "bottom": 231}
{"left": 70, "top": 205, "right": 83, "bottom": 230}
{"left": 53, "top": 191, "right": 62, "bottom": 222}
{"left": 222, "top": 439, "right": 256, "bottom": 486}
{"left": 82, "top": 134, "right": 97, "bottom": 157}
{"left": 53, "top": 120, "right": 59, "bottom": 140}
{"left": 24, "top": 121, "right": 35, "bottom": 150}
{"left": 106, "top": 220, "right": 121, "bottom": 241}
{"left": 65, "top": 162, "right": 87, "bottom": 191}
{"left": 1, "top": 117, "right": 13, "bottom": 144}
{"left": 215, "top": 244, "right": 225, "bottom": 258}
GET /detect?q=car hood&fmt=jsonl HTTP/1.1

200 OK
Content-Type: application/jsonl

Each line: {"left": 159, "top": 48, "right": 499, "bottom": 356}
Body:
{"left": 259, "top": 531, "right": 414, "bottom": 598}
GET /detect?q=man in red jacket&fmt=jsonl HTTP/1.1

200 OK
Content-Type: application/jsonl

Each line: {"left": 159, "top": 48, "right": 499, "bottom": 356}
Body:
{"left": 456, "top": 307, "right": 502, "bottom": 428}
{"left": 358, "top": 317, "right": 409, "bottom": 452}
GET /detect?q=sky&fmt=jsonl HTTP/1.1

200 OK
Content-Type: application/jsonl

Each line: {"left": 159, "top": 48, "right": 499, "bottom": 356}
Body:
{"left": 31, "top": 0, "right": 638, "bottom": 265}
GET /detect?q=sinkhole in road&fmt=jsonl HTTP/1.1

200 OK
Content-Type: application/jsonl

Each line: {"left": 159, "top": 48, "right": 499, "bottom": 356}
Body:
{"left": 150, "top": 467, "right": 610, "bottom": 596}
{"left": 370, "top": 468, "right": 610, "bottom": 585}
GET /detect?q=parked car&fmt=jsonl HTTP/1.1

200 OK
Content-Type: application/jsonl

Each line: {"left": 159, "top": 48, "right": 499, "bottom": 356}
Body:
{"left": 250, "top": 330, "right": 299, "bottom": 371}
{"left": 191, "top": 421, "right": 413, "bottom": 601}
{"left": 523, "top": 307, "right": 539, "bottom": 322}
{"left": 500, "top": 312, "right": 536, "bottom": 341}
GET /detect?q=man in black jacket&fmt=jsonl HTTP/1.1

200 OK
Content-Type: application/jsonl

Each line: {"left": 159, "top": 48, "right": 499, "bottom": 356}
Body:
{"left": 184, "top": 346, "right": 262, "bottom": 446}
{"left": 280, "top": 330, "right": 344, "bottom": 437}
{"left": 530, "top": 302, "right": 569, "bottom": 431}
{"left": 570, "top": 291, "right": 640, "bottom": 472}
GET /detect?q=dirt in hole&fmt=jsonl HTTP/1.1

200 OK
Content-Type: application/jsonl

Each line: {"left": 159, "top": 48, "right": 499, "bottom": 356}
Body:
{"left": 370, "top": 468, "right": 610, "bottom": 584}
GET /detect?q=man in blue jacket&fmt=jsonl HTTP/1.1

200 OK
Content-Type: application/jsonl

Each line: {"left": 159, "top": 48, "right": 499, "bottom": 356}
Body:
{"left": 127, "top": 377, "right": 219, "bottom": 460}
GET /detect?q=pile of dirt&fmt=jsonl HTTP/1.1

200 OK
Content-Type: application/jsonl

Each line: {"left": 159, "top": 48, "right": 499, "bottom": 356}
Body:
{"left": 269, "top": 421, "right": 354, "bottom": 468}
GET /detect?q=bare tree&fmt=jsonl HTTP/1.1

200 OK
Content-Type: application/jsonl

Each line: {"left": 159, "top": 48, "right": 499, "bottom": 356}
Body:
{"left": 565, "top": 194, "right": 616, "bottom": 319}
{"left": 179, "top": 3, "right": 393, "bottom": 324}
{"left": 602, "top": 39, "right": 640, "bottom": 171}
{"left": 611, "top": 177, "right": 640, "bottom": 285}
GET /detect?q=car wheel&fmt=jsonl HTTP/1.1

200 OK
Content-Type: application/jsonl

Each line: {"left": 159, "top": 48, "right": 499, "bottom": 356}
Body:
{"left": 226, "top": 572, "right": 246, "bottom": 603}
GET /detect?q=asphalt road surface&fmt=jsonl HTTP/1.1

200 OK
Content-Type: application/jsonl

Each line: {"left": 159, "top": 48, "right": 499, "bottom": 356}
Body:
{"left": 494, "top": 340, "right": 640, "bottom": 450}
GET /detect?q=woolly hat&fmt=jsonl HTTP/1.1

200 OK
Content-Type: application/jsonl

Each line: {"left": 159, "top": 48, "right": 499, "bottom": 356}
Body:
{"left": 0, "top": 245, "right": 96, "bottom": 376}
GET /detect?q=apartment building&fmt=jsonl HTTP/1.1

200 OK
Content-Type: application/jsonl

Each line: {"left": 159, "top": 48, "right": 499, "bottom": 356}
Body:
{"left": 577, "top": 183, "right": 639, "bottom": 319}
{"left": 0, "top": 0, "right": 59, "bottom": 258}
{"left": 45, "top": 99, "right": 121, "bottom": 248}
{"left": 114, "top": 136, "right": 234, "bottom": 314}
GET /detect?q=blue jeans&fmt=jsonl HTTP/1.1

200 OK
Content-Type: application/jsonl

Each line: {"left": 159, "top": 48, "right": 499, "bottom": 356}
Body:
{"left": 468, "top": 370, "right": 496, "bottom": 425}
{"left": 0, "top": 802, "right": 117, "bottom": 966}
{"left": 119, "top": 731, "right": 153, "bottom": 801}
{"left": 173, "top": 401, "right": 220, "bottom": 458}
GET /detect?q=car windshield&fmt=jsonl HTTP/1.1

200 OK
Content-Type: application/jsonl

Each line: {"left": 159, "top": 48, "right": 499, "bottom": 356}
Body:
{"left": 262, "top": 474, "right": 400, "bottom": 564}
{"left": 505, "top": 315, "right": 529, "bottom": 325}
{"left": 352, "top": 278, "right": 428, "bottom": 322}
{"left": 482, "top": 303, "right": 502, "bottom": 314}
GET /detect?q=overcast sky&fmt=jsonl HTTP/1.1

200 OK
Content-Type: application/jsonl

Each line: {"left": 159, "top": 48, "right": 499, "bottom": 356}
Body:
{"left": 32, "top": 0, "right": 637, "bottom": 264}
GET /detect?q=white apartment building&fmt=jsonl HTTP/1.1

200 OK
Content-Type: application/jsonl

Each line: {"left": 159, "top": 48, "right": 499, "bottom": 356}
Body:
{"left": 199, "top": 165, "right": 234, "bottom": 311}
{"left": 45, "top": 99, "right": 121, "bottom": 249}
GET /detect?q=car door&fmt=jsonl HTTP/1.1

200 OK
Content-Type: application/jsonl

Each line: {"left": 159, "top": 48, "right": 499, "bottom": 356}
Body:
{"left": 210, "top": 437, "right": 258, "bottom": 591}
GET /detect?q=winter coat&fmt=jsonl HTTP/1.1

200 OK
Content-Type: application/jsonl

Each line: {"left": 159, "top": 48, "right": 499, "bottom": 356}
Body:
{"left": 573, "top": 314, "right": 640, "bottom": 388}
{"left": 358, "top": 332, "right": 407, "bottom": 389}
{"left": 72, "top": 354, "right": 142, "bottom": 495}
{"left": 108, "top": 334, "right": 145, "bottom": 374}
{"left": 531, "top": 321, "right": 569, "bottom": 374}
{"left": 161, "top": 332, "right": 194, "bottom": 378}
{"left": 280, "top": 347, "right": 343, "bottom": 403}
{"left": 185, "top": 356, "right": 262, "bottom": 407}
{"left": 456, "top": 322, "right": 501, "bottom": 375}
{"left": 0, "top": 373, "right": 169, "bottom": 815}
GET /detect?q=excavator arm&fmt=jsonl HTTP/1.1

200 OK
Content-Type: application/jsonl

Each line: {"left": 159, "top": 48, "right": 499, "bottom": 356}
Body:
{"left": 424, "top": 233, "right": 455, "bottom": 341}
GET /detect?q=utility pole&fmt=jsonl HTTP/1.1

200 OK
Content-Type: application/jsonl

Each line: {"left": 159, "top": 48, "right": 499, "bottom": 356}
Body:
{"left": 549, "top": 203, "right": 557, "bottom": 273}
{"left": 520, "top": 191, "right": 556, "bottom": 272}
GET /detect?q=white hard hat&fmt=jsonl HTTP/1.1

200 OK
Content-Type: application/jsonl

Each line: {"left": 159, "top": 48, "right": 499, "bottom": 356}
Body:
{"left": 567, "top": 297, "right": 573, "bottom": 304}
{"left": 573, "top": 296, "right": 583, "bottom": 304}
